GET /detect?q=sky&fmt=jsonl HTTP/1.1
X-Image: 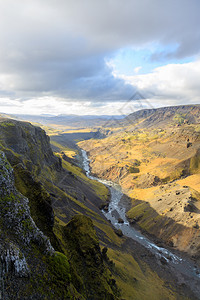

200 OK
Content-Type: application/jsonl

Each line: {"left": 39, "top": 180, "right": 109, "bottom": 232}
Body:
{"left": 0, "top": 0, "right": 200, "bottom": 116}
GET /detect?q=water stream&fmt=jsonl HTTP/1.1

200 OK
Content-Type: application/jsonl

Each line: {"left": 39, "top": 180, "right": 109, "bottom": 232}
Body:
{"left": 81, "top": 149, "right": 200, "bottom": 287}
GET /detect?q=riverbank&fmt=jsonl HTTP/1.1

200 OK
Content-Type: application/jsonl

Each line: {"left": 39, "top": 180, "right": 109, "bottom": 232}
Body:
{"left": 81, "top": 148, "right": 200, "bottom": 299}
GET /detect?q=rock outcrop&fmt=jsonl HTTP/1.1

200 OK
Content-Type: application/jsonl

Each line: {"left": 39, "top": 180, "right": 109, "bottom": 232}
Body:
{"left": 0, "top": 242, "right": 29, "bottom": 278}
{"left": 61, "top": 215, "right": 120, "bottom": 300}
{"left": 0, "top": 119, "right": 62, "bottom": 173}
{"left": 0, "top": 150, "right": 67, "bottom": 298}
{"left": 0, "top": 151, "right": 54, "bottom": 252}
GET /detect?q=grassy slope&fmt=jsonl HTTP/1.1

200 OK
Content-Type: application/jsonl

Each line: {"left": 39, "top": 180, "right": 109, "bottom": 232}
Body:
{"left": 108, "top": 249, "right": 181, "bottom": 300}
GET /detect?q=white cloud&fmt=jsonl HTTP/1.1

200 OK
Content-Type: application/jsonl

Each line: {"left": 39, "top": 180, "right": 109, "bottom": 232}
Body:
{"left": 119, "top": 60, "right": 200, "bottom": 105}
{"left": 1, "top": 59, "right": 200, "bottom": 116}
{"left": 0, "top": 0, "right": 199, "bottom": 103}
{"left": 0, "top": 97, "right": 140, "bottom": 116}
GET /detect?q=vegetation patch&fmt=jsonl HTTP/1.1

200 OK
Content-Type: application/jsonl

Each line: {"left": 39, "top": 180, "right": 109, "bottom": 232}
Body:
{"left": 45, "top": 251, "right": 71, "bottom": 283}
{"left": 173, "top": 113, "right": 186, "bottom": 125}
{"left": 59, "top": 214, "right": 120, "bottom": 299}
{"left": 129, "top": 166, "right": 140, "bottom": 173}
{"left": 108, "top": 248, "right": 179, "bottom": 300}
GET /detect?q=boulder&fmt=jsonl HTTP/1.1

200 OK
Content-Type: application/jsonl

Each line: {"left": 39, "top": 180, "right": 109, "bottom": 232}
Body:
{"left": 114, "top": 229, "right": 123, "bottom": 237}
{"left": 118, "top": 218, "right": 124, "bottom": 224}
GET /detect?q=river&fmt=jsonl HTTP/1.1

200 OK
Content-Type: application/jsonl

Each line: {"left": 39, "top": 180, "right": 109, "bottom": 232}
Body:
{"left": 81, "top": 149, "right": 200, "bottom": 295}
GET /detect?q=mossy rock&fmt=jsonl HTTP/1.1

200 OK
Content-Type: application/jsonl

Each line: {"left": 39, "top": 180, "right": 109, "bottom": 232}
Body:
{"left": 14, "top": 164, "right": 53, "bottom": 230}
{"left": 13, "top": 163, "right": 62, "bottom": 251}
{"left": 62, "top": 214, "right": 120, "bottom": 299}
{"left": 63, "top": 214, "right": 100, "bottom": 254}
{"left": 45, "top": 251, "right": 71, "bottom": 283}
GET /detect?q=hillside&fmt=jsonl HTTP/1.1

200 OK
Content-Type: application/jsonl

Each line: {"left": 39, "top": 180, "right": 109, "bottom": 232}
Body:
{"left": 120, "top": 104, "right": 200, "bottom": 129}
{"left": 79, "top": 105, "right": 200, "bottom": 260}
{"left": 0, "top": 117, "right": 191, "bottom": 299}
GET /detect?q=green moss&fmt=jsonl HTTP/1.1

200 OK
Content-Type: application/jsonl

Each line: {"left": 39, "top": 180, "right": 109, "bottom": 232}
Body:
{"left": 13, "top": 164, "right": 63, "bottom": 250}
{"left": 55, "top": 215, "right": 120, "bottom": 299}
{"left": 14, "top": 166, "right": 52, "bottom": 230}
{"left": 173, "top": 113, "right": 186, "bottom": 125}
{"left": 21, "top": 247, "right": 80, "bottom": 300}
{"left": 108, "top": 249, "right": 180, "bottom": 300}
{"left": 21, "top": 219, "right": 34, "bottom": 232}
{"left": 0, "top": 121, "right": 15, "bottom": 127}
{"left": 63, "top": 214, "right": 99, "bottom": 249}
{"left": 46, "top": 251, "right": 71, "bottom": 283}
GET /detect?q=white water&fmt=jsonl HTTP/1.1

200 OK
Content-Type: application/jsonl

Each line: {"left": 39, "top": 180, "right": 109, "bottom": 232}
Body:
{"left": 81, "top": 149, "right": 200, "bottom": 282}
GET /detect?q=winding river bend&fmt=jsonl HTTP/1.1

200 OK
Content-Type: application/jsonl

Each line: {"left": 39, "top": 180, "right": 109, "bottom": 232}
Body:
{"left": 81, "top": 149, "right": 200, "bottom": 292}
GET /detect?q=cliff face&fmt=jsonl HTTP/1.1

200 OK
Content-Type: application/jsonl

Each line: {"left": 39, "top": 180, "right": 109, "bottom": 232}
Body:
{"left": 0, "top": 119, "right": 62, "bottom": 174}
{"left": 0, "top": 119, "right": 62, "bottom": 248}
{"left": 0, "top": 152, "right": 54, "bottom": 252}
{"left": 0, "top": 151, "right": 55, "bottom": 298}
{"left": 0, "top": 119, "right": 120, "bottom": 299}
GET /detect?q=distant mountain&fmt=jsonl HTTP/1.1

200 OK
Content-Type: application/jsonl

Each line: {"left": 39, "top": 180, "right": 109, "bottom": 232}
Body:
{"left": 10, "top": 114, "right": 124, "bottom": 128}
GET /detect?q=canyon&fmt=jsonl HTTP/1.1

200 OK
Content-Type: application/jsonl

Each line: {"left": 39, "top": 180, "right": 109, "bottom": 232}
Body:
{"left": 0, "top": 105, "right": 200, "bottom": 299}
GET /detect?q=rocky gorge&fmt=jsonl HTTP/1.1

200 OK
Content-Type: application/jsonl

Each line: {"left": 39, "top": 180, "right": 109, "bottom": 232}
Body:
{"left": 1, "top": 106, "right": 200, "bottom": 299}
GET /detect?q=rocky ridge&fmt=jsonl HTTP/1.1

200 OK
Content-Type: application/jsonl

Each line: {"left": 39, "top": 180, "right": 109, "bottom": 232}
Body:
{"left": 0, "top": 151, "right": 54, "bottom": 252}
{"left": 122, "top": 104, "right": 200, "bottom": 129}
{"left": 0, "top": 150, "right": 57, "bottom": 298}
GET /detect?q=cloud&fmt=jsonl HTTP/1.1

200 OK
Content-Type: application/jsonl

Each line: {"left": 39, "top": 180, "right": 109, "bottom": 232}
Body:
{"left": 119, "top": 59, "right": 200, "bottom": 106}
{"left": 0, "top": 0, "right": 199, "bottom": 108}
{"left": 0, "top": 97, "right": 142, "bottom": 116}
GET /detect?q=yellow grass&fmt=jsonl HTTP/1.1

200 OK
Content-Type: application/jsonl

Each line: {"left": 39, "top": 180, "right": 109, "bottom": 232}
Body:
{"left": 177, "top": 174, "right": 200, "bottom": 192}
{"left": 139, "top": 157, "right": 181, "bottom": 178}
{"left": 63, "top": 128, "right": 93, "bottom": 133}
{"left": 129, "top": 186, "right": 158, "bottom": 201}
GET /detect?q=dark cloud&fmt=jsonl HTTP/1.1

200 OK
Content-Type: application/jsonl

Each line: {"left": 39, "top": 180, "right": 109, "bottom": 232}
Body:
{"left": 0, "top": 0, "right": 199, "bottom": 102}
